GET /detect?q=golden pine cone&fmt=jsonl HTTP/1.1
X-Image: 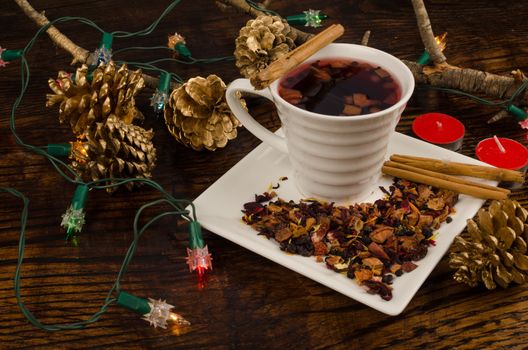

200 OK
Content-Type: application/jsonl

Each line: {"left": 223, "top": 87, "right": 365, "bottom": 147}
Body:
{"left": 71, "top": 115, "right": 156, "bottom": 193}
{"left": 449, "top": 199, "right": 528, "bottom": 289}
{"left": 164, "top": 74, "right": 244, "bottom": 151}
{"left": 47, "top": 62, "right": 144, "bottom": 136}
{"left": 234, "top": 14, "right": 297, "bottom": 80}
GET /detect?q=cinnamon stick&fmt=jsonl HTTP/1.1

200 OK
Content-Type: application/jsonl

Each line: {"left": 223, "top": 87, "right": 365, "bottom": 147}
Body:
{"left": 382, "top": 165, "right": 508, "bottom": 200}
{"left": 251, "top": 24, "right": 345, "bottom": 89}
{"left": 384, "top": 161, "right": 510, "bottom": 194}
{"left": 391, "top": 154, "right": 524, "bottom": 183}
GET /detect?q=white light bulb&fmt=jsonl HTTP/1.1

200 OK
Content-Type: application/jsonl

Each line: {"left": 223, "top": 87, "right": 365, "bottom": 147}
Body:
{"left": 143, "top": 298, "right": 190, "bottom": 329}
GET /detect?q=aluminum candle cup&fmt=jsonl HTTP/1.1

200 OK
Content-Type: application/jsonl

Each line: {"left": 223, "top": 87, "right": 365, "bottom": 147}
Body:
{"left": 226, "top": 43, "right": 415, "bottom": 202}
{"left": 412, "top": 113, "right": 465, "bottom": 151}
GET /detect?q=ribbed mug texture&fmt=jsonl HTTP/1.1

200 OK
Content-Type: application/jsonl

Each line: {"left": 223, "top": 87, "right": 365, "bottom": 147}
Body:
{"left": 226, "top": 43, "right": 415, "bottom": 201}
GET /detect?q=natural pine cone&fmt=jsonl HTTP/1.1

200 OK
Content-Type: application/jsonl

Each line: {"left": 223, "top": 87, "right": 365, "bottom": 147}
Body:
{"left": 164, "top": 74, "right": 244, "bottom": 151}
{"left": 71, "top": 114, "right": 156, "bottom": 193}
{"left": 449, "top": 199, "right": 528, "bottom": 289}
{"left": 234, "top": 14, "right": 297, "bottom": 80}
{"left": 47, "top": 62, "right": 144, "bottom": 136}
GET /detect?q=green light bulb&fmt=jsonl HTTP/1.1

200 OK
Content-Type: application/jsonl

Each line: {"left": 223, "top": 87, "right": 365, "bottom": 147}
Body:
{"left": 287, "top": 9, "right": 327, "bottom": 28}
{"left": 61, "top": 185, "right": 89, "bottom": 241}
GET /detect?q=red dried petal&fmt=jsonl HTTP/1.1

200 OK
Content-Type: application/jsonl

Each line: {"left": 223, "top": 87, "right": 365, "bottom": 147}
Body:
{"left": 243, "top": 202, "right": 265, "bottom": 215}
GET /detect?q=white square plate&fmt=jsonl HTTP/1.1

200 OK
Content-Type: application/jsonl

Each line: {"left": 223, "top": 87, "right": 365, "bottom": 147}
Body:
{"left": 193, "top": 131, "right": 495, "bottom": 315}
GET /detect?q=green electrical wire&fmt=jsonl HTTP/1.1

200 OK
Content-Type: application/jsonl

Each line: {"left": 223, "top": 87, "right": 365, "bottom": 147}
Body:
{"left": 113, "top": 60, "right": 185, "bottom": 83}
{"left": 146, "top": 56, "right": 235, "bottom": 65}
{"left": 110, "top": 0, "right": 182, "bottom": 38}
{"left": 509, "top": 78, "right": 528, "bottom": 102}
{"left": 10, "top": 1, "right": 192, "bottom": 181}
{"left": 4, "top": 0, "right": 206, "bottom": 331}
{"left": 428, "top": 86, "right": 506, "bottom": 106}
{"left": 426, "top": 78, "right": 528, "bottom": 110}
{"left": 112, "top": 46, "right": 234, "bottom": 64}
{"left": 4, "top": 185, "right": 195, "bottom": 331}
{"left": 11, "top": 16, "right": 115, "bottom": 183}
{"left": 245, "top": 0, "right": 279, "bottom": 16}
{"left": 112, "top": 46, "right": 234, "bottom": 74}
{"left": 113, "top": 45, "right": 170, "bottom": 55}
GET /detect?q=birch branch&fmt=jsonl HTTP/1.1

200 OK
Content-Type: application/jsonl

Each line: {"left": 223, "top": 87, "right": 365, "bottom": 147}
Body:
{"left": 411, "top": 0, "right": 446, "bottom": 65}
{"left": 214, "top": 0, "right": 314, "bottom": 43}
{"left": 361, "top": 30, "right": 371, "bottom": 46}
{"left": 403, "top": 60, "right": 525, "bottom": 102}
{"left": 16, "top": 0, "right": 527, "bottom": 107}
{"left": 15, "top": 0, "right": 89, "bottom": 64}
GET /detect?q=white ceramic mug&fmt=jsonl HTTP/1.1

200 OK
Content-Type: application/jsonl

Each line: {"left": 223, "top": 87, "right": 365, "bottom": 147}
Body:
{"left": 226, "top": 43, "right": 415, "bottom": 201}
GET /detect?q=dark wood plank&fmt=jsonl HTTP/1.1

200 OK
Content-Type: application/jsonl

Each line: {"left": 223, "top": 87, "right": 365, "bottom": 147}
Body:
{"left": 0, "top": 0, "right": 527, "bottom": 349}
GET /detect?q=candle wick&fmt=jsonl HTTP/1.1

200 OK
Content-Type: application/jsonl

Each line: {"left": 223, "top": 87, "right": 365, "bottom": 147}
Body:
{"left": 436, "top": 121, "right": 443, "bottom": 129}
{"left": 493, "top": 135, "right": 506, "bottom": 153}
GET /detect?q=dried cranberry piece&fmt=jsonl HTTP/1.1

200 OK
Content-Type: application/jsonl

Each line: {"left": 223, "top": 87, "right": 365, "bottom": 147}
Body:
{"left": 243, "top": 202, "right": 265, "bottom": 215}
{"left": 364, "top": 280, "right": 393, "bottom": 301}
{"left": 254, "top": 191, "right": 275, "bottom": 203}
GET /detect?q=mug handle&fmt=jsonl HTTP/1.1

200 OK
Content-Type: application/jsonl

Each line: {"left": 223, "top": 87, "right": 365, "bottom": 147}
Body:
{"left": 226, "top": 78, "right": 288, "bottom": 154}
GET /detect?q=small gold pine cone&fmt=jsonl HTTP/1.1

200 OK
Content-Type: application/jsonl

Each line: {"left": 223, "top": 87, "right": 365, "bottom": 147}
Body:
{"left": 71, "top": 114, "right": 156, "bottom": 193}
{"left": 234, "top": 14, "right": 297, "bottom": 80}
{"left": 164, "top": 74, "right": 244, "bottom": 151}
{"left": 449, "top": 199, "right": 528, "bottom": 289}
{"left": 47, "top": 62, "right": 144, "bottom": 136}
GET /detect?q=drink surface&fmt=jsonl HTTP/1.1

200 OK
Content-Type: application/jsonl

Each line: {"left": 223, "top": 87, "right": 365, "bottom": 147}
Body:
{"left": 278, "top": 58, "right": 401, "bottom": 117}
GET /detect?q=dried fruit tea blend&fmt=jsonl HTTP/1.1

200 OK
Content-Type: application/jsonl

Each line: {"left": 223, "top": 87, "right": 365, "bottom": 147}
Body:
{"left": 242, "top": 179, "right": 458, "bottom": 300}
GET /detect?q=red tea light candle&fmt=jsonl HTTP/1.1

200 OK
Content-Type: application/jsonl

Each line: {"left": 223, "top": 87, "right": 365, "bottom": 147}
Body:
{"left": 412, "top": 113, "right": 465, "bottom": 151}
{"left": 476, "top": 136, "right": 528, "bottom": 189}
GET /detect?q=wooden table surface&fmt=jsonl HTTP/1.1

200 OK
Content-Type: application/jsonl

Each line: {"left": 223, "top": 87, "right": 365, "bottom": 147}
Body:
{"left": 1, "top": 0, "right": 527, "bottom": 349}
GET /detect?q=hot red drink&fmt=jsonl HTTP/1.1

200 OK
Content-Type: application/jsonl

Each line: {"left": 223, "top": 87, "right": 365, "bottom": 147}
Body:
{"left": 278, "top": 58, "right": 401, "bottom": 116}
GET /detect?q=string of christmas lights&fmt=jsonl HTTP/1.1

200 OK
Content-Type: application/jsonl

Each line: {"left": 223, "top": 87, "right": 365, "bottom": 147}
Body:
{"left": 241, "top": 1, "right": 527, "bottom": 125}
{"left": 425, "top": 80, "right": 528, "bottom": 126}
{"left": 7, "top": 186, "right": 199, "bottom": 330}
{"left": 2, "top": 0, "right": 215, "bottom": 332}
{"left": 244, "top": 1, "right": 328, "bottom": 28}
{"left": 5, "top": 0, "right": 526, "bottom": 334}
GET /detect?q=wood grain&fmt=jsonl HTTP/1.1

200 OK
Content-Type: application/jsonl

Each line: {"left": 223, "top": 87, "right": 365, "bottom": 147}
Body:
{"left": 1, "top": 0, "right": 527, "bottom": 349}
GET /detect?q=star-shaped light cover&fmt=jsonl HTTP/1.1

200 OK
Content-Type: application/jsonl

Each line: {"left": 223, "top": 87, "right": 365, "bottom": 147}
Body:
{"left": 143, "top": 298, "right": 190, "bottom": 329}
{"left": 60, "top": 205, "right": 86, "bottom": 233}
{"left": 186, "top": 246, "right": 213, "bottom": 274}
{"left": 150, "top": 90, "right": 168, "bottom": 114}
{"left": 304, "top": 9, "right": 323, "bottom": 28}
{"left": 0, "top": 46, "right": 8, "bottom": 68}
{"left": 167, "top": 32, "right": 186, "bottom": 48}
{"left": 89, "top": 47, "right": 112, "bottom": 66}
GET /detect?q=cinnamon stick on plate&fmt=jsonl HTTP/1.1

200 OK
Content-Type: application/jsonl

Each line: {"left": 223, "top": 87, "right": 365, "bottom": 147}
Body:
{"left": 384, "top": 160, "right": 510, "bottom": 194}
{"left": 251, "top": 24, "right": 345, "bottom": 90}
{"left": 382, "top": 164, "right": 508, "bottom": 200}
{"left": 390, "top": 154, "right": 524, "bottom": 183}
